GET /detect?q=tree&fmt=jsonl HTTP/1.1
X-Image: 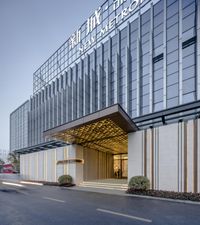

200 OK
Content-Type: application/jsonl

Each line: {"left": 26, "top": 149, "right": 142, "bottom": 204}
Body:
{"left": 0, "top": 158, "right": 5, "bottom": 173}
{"left": 7, "top": 152, "right": 20, "bottom": 172}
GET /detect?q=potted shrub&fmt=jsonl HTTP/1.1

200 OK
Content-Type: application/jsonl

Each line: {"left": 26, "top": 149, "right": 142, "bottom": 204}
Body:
{"left": 58, "top": 175, "right": 73, "bottom": 187}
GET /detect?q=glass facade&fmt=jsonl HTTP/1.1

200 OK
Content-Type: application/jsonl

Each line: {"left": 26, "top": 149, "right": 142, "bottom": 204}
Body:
{"left": 10, "top": 101, "right": 29, "bottom": 151}
{"left": 10, "top": 0, "right": 200, "bottom": 148}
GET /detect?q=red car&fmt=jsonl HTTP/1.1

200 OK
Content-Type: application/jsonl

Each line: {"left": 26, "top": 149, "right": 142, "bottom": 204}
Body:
{"left": 2, "top": 164, "right": 17, "bottom": 174}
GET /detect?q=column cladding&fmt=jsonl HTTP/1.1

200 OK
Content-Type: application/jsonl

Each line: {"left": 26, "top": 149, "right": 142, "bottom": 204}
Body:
{"left": 126, "top": 22, "right": 130, "bottom": 114}
{"left": 51, "top": 82, "right": 55, "bottom": 128}
{"left": 114, "top": 29, "right": 120, "bottom": 104}
{"left": 72, "top": 66, "right": 75, "bottom": 120}
{"left": 48, "top": 85, "right": 51, "bottom": 130}
{"left": 90, "top": 51, "right": 95, "bottom": 113}
{"left": 38, "top": 92, "right": 42, "bottom": 144}
{"left": 106, "top": 37, "right": 112, "bottom": 108}
{"left": 136, "top": 12, "right": 141, "bottom": 117}
{"left": 44, "top": 87, "right": 47, "bottom": 132}
{"left": 197, "top": 0, "right": 200, "bottom": 99}
{"left": 57, "top": 77, "right": 61, "bottom": 126}
{"left": 83, "top": 58, "right": 86, "bottom": 115}
{"left": 65, "top": 71, "right": 68, "bottom": 123}
{"left": 41, "top": 91, "right": 45, "bottom": 144}
{"left": 34, "top": 95, "right": 37, "bottom": 145}
{"left": 178, "top": 0, "right": 183, "bottom": 104}
{"left": 85, "top": 54, "right": 90, "bottom": 115}
{"left": 163, "top": 0, "right": 167, "bottom": 109}
{"left": 98, "top": 44, "right": 103, "bottom": 110}
{"left": 149, "top": 3, "right": 153, "bottom": 113}
{"left": 61, "top": 75, "right": 64, "bottom": 125}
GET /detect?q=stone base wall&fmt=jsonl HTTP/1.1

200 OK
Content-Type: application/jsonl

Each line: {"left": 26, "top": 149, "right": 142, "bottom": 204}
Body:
{"left": 128, "top": 119, "right": 200, "bottom": 193}
{"left": 20, "top": 145, "right": 84, "bottom": 185}
{"left": 20, "top": 145, "right": 114, "bottom": 184}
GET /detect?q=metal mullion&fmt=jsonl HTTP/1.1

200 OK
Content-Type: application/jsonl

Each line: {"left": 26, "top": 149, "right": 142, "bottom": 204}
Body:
{"left": 98, "top": 44, "right": 103, "bottom": 110}
{"left": 149, "top": 3, "right": 154, "bottom": 113}
{"left": 126, "top": 22, "right": 130, "bottom": 114}
{"left": 136, "top": 13, "right": 141, "bottom": 117}
{"left": 87, "top": 54, "right": 90, "bottom": 114}
{"left": 197, "top": 0, "right": 200, "bottom": 99}
{"left": 179, "top": 0, "right": 183, "bottom": 104}
{"left": 163, "top": 0, "right": 167, "bottom": 109}
{"left": 115, "top": 29, "right": 120, "bottom": 104}
{"left": 106, "top": 37, "right": 112, "bottom": 107}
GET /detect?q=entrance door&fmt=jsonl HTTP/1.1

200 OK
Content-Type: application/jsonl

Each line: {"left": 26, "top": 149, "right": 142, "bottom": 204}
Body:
{"left": 122, "top": 158, "right": 128, "bottom": 178}
{"left": 113, "top": 154, "right": 128, "bottom": 179}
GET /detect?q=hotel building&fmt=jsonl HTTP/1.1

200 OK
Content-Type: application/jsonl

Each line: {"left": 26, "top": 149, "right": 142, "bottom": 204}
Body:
{"left": 10, "top": 0, "right": 200, "bottom": 192}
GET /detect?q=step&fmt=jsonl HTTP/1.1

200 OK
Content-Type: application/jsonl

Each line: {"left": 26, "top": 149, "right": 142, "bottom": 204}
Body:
{"left": 80, "top": 182, "right": 127, "bottom": 186}
{"left": 79, "top": 182, "right": 128, "bottom": 190}
{"left": 78, "top": 184, "right": 127, "bottom": 191}
{"left": 79, "top": 184, "right": 127, "bottom": 189}
{"left": 81, "top": 181, "right": 128, "bottom": 186}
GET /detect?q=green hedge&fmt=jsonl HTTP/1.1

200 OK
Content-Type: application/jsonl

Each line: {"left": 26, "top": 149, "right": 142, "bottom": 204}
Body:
{"left": 128, "top": 176, "right": 150, "bottom": 190}
{"left": 58, "top": 175, "right": 73, "bottom": 185}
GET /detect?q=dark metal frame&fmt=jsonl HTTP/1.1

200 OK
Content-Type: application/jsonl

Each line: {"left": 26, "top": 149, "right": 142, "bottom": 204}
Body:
{"left": 134, "top": 100, "right": 200, "bottom": 127}
{"left": 14, "top": 140, "right": 69, "bottom": 155}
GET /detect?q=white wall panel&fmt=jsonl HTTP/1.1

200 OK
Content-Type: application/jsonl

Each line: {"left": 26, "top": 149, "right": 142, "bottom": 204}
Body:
{"left": 38, "top": 152, "right": 44, "bottom": 181}
{"left": 56, "top": 148, "right": 64, "bottom": 180}
{"left": 146, "top": 130, "right": 151, "bottom": 182}
{"left": 158, "top": 123, "right": 179, "bottom": 191}
{"left": 128, "top": 131, "right": 143, "bottom": 180}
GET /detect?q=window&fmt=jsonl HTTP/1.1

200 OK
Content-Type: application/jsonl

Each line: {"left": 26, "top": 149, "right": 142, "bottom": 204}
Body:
{"left": 167, "top": 97, "right": 178, "bottom": 108}
{"left": 167, "top": 72, "right": 179, "bottom": 86}
{"left": 167, "top": 1, "right": 178, "bottom": 18}
{"left": 167, "top": 51, "right": 178, "bottom": 64}
{"left": 182, "top": 36, "right": 196, "bottom": 49}
{"left": 154, "top": 1, "right": 164, "bottom": 16}
{"left": 182, "top": 0, "right": 196, "bottom": 9}
{"left": 182, "top": 13, "right": 196, "bottom": 33}
{"left": 167, "top": 13, "right": 178, "bottom": 28}
{"left": 183, "top": 92, "right": 195, "bottom": 103}
{"left": 183, "top": 66, "right": 195, "bottom": 80}
{"left": 183, "top": 78, "right": 195, "bottom": 95}
{"left": 167, "top": 61, "right": 179, "bottom": 75}
{"left": 183, "top": 2, "right": 196, "bottom": 18}
{"left": 167, "top": 23, "right": 178, "bottom": 41}
{"left": 154, "top": 33, "right": 163, "bottom": 48}
{"left": 153, "top": 53, "right": 164, "bottom": 63}
{"left": 167, "top": 37, "right": 178, "bottom": 53}
{"left": 167, "top": 84, "right": 179, "bottom": 99}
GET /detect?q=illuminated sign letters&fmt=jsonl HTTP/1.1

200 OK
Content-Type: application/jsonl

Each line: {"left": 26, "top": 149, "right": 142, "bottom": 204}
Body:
{"left": 87, "top": 7, "right": 101, "bottom": 34}
{"left": 69, "top": 0, "right": 144, "bottom": 53}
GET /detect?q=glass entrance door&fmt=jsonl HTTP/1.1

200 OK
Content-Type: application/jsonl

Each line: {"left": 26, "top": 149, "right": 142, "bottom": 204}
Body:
{"left": 113, "top": 154, "right": 128, "bottom": 179}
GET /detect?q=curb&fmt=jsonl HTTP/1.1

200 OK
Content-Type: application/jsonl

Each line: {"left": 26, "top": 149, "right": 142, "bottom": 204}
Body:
{"left": 20, "top": 181, "right": 44, "bottom": 186}
{"left": 126, "top": 194, "right": 200, "bottom": 206}
{"left": 66, "top": 187, "right": 200, "bottom": 206}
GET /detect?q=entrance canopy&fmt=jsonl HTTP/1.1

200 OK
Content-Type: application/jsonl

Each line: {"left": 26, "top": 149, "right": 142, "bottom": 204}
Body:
{"left": 44, "top": 104, "right": 138, "bottom": 154}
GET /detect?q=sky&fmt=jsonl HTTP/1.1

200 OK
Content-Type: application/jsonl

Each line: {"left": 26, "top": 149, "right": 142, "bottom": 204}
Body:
{"left": 0, "top": 0, "right": 105, "bottom": 150}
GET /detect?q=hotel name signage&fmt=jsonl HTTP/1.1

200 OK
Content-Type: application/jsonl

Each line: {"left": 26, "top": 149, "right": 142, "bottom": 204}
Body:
{"left": 69, "top": 0, "right": 144, "bottom": 54}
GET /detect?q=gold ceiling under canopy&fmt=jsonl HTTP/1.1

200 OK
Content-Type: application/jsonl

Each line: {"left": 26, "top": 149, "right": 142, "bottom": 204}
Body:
{"left": 52, "top": 119, "right": 128, "bottom": 154}
{"left": 44, "top": 104, "right": 138, "bottom": 154}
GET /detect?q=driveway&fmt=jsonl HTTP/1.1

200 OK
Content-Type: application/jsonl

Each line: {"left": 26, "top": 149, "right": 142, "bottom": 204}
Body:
{"left": 0, "top": 180, "right": 199, "bottom": 225}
